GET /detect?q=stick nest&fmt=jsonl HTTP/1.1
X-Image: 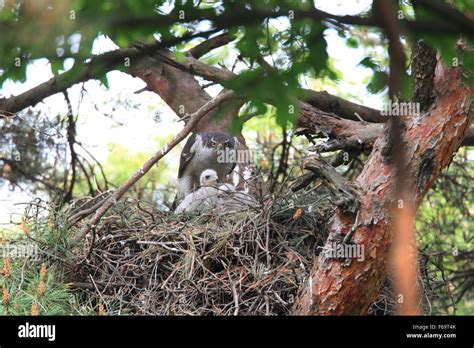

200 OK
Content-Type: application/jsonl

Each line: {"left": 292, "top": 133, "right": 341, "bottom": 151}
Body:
{"left": 65, "top": 190, "right": 331, "bottom": 315}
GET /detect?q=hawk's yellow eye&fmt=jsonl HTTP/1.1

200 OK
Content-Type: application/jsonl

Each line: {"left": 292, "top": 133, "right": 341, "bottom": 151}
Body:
{"left": 211, "top": 142, "right": 216, "bottom": 147}
{"left": 224, "top": 142, "right": 229, "bottom": 147}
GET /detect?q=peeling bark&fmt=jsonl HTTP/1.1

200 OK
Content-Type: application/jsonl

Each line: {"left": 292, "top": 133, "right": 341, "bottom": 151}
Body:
{"left": 293, "top": 56, "right": 472, "bottom": 315}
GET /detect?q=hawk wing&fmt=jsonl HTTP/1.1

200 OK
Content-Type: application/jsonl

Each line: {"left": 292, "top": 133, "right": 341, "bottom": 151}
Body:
{"left": 178, "top": 133, "right": 199, "bottom": 178}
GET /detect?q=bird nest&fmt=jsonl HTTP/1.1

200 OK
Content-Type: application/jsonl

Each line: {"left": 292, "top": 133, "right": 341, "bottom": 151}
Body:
{"left": 64, "top": 190, "right": 331, "bottom": 315}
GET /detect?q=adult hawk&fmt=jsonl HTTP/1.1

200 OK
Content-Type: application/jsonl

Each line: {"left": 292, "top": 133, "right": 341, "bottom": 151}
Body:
{"left": 175, "top": 131, "right": 238, "bottom": 205}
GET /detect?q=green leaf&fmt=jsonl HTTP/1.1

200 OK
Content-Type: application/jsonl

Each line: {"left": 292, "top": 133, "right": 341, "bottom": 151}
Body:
{"left": 305, "top": 27, "right": 328, "bottom": 76}
{"left": 50, "top": 59, "right": 62, "bottom": 76}
{"left": 367, "top": 71, "right": 388, "bottom": 94}
{"left": 98, "top": 73, "right": 110, "bottom": 89}
{"left": 236, "top": 27, "right": 264, "bottom": 60}
{"left": 399, "top": 71, "right": 413, "bottom": 101}
{"left": 358, "top": 57, "right": 378, "bottom": 70}
{"left": 230, "top": 117, "right": 244, "bottom": 134}
{"left": 346, "top": 37, "right": 359, "bottom": 48}
{"left": 425, "top": 35, "right": 457, "bottom": 67}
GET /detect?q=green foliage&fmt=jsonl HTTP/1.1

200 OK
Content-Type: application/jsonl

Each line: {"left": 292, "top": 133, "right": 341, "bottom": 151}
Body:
{"left": 0, "top": 260, "right": 73, "bottom": 315}
{"left": 0, "top": 216, "right": 94, "bottom": 315}
{"left": 367, "top": 70, "right": 388, "bottom": 94}
{"left": 416, "top": 149, "right": 473, "bottom": 314}
{"left": 346, "top": 37, "right": 359, "bottom": 49}
{"left": 358, "top": 56, "right": 378, "bottom": 70}
{"left": 95, "top": 139, "right": 176, "bottom": 204}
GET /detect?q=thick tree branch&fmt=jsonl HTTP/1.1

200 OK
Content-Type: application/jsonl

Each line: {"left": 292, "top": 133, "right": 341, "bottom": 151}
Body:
{"left": 415, "top": 0, "right": 474, "bottom": 33}
{"left": 188, "top": 33, "right": 236, "bottom": 59}
{"left": 298, "top": 107, "right": 474, "bottom": 150}
{"left": 113, "top": 6, "right": 474, "bottom": 35}
{"left": 152, "top": 49, "right": 235, "bottom": 83}
{"left": 297, "top": 101, "right": 383, "bottom": 152}
{"left": 301, "top": 89, "right": 384, "bottom": 123}
{"left": 0, "top": 31, "right": 218, "bottom": 116}
{"left": 375, "top": 0, "right": 420, "bottom": 315}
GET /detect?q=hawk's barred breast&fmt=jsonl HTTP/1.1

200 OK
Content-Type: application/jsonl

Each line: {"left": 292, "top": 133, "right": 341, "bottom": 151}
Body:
{"left": 175, "top": 132, "right": 238, "bottom": 203}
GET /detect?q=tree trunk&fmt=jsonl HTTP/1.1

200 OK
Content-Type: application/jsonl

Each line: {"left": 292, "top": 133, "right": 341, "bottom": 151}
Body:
{"left": 293, "top": 52, "right": 473, "bottom": 315}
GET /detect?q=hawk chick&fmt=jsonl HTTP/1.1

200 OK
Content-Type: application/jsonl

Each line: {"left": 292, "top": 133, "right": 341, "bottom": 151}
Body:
{"left": 174, "top": 169, "right": 220, "bottom": 214}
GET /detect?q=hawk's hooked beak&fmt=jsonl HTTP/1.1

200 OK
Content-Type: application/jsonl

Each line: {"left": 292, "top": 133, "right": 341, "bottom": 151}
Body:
{"left": 215, "top": 143, "right": 224, "bottom": 149}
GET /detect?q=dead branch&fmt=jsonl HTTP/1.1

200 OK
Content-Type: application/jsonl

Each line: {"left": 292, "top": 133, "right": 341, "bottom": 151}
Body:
{"left": 302, "top": 154, "right": 358, "bottom": 213}
{"left": 63, "top": 91, "right": 78, "bottom": 203}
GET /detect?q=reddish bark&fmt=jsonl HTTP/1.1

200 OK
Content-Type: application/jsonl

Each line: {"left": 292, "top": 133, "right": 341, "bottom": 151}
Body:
{"left": 293, "top": 58, "right": 472, "bottom": 315}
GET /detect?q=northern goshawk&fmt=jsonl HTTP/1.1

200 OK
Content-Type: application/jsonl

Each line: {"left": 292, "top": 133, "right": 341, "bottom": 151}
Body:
{"left": 174, "top": 131, "right": 239, "bottom": 206}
